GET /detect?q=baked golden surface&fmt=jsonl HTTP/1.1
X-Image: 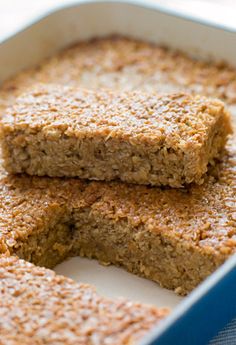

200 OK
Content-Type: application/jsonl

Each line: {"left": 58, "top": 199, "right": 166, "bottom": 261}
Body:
{"left": 0, "top": 36, "right": 235, "bottom": 297}
{"left": 1, "top": 84, "right": 232, "bottom": 186}
{"left": 0, "top": 255, "right": 168, "bottom": 344}
{"left": 0, "top": 134, "right": 235, "bottom": 294}
{"left": 1, "top": 36, "right": 236, "bottom": 110}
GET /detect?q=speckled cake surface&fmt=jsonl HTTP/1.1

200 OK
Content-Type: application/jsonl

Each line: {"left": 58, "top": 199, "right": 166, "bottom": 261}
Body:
{"left": 0, "top": 36, "right": 235, "bottom": 343}
{"left": 1, "top": 84, "right": 232, "bottom": 187}
{"left": 0, "top": 255, "right": 169, "bottom": 345}
{"left": 0, "top": 132, "right": 235, "bottom": 295}
{"left": 1, "top": 37, "right": 236, "bottom": 108}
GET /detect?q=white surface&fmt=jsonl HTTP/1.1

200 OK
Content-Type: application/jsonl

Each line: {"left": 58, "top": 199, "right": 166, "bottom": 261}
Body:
{"left": 1, "top": 1, "right": 236, "bottom": 85}
{"left": 55, "top": 257, "right": 182, "bottom": 308}
{"left": 0, "top": 0, "right": 236, "bottom": 41}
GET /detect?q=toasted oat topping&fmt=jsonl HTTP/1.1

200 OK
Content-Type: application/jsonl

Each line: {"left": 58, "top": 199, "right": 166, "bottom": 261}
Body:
{"left": 83, "top": 136, "right": 236, "bottom": 256}
{"left": 1, "top": 36, "right": 236, "bottom": 117}
{"left": 0, "top": 132, "right": 235, "bottom": 257}
{"left": 0, "top": 35, "right": 235, "bottom": 296}
{"left": 0, "top": 35, "right": 235, "bottom": 258}
{"left": 0, "top": 256, "right": 168, "bottom": 344}
{"left": 3, "top": 84, "right": 230, "bottom": 149}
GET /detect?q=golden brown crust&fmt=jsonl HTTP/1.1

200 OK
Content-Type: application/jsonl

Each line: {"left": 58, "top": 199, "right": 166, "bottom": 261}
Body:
{"left": 2, "top": 85, "right": 228, "bottom": 145}
{"left": 1, "top": 84, "right": 232, "bottom": 186}
{"left": 0, "top": 255, "right": 168, "bottom": 344}
{"left": 0, "top": 133, "right": 235, "bottom": 294}
{"left": 0, "top": 36, "right": 235, "bottom": 296}
{"left": 1, "top": 36, "right": 236, "bottom": 117}
{"left": 0, "top": 134, "right": 235, "bottom": 259}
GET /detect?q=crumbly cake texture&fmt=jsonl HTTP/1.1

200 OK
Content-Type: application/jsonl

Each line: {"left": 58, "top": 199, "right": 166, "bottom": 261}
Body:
{"left": 1, "top": 85, "right": 232, "bottom": 187}
{"left": 0, "top": 132, "right": 235, "bottom": 295}
{"left": 1, "top": 36, "right": 236, "bottom": 116}
{"left": 0, "top": 256, "right": 169, "bottom": 344}
{"left": 0, "top": 36, "right": 235, "bottom": 296}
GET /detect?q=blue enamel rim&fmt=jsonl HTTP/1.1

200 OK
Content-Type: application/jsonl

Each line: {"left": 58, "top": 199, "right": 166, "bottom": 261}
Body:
{"left": 144, "top": 254, "right": 236, "bottom": 345}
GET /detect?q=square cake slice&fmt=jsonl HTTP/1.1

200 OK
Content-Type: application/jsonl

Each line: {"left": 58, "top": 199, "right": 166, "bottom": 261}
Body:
{"left": 0, "top": 255, "right": 168, "bottom": 344}
{"left": 0, "top": 132, "right": 235, "bottom": 295}
{"left": 0, "top": 84, "right": 232, "bottom": 187}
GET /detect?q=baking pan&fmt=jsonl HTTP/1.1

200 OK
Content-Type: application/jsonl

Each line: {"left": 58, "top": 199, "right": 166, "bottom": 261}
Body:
{"left": 0, "top": 1, "right": 235, "bottom": 344}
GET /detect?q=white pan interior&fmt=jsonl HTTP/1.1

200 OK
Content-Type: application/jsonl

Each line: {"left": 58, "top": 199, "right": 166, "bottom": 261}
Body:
{"left": 1, "top": 0, "right": 236, "bottom": 311}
